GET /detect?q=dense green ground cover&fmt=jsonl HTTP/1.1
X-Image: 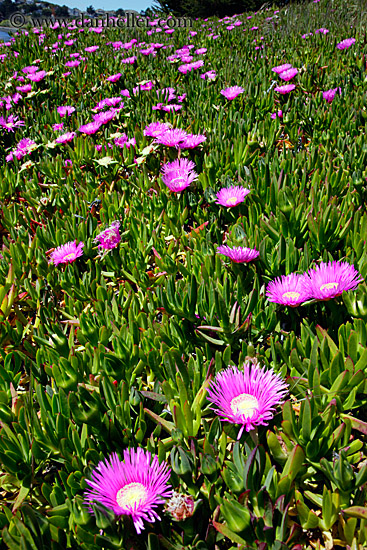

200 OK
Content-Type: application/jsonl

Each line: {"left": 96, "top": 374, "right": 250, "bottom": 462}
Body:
{"left": 1, "top": 0, "right": 367, "bottom": 548}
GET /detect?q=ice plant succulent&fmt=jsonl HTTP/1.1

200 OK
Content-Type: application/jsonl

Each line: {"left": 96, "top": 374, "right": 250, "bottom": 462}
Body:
{"left": 266, "top": 273, "right": 310, "bottom": 307}
{"left": 78, "top": 121, "right": 102, "bottom": 135}
{"left": 274, "top": 84, "right": 296, "bottom": 94}
{"left": 0, "top": 115, "right": 25, "bottom": 132}
{"left": 337, "top": 38, "right": 356, "bottom": 50}
{"left": 272, "top": 63, "right": 292, "bottom": 74}
{"left": 161, "top": 158, "right": 198, "bottom": 192}
{"left": 323, "top": 87, "right": 341, "bottom": 103}
{"left": 94, "top": 221, "right": 121, "bottom": 251}
{"left": 165, "top": 492, "right": 195, "bottom": 521}
{"left": 55, "top": 132, "right": 76, "bottom": 144}
{"left": 180, "top": 133, "right": 207, "bottom": 149}
{"left": 49, "top": 241, "right": 84, "bottom": 265}
{"left": 271, "top": 109, "right": 283, "bottom": 119}
{"left": 154, "top": 128, "right": 187, "bottom": 147}
{"left": 216, "top": 186, "right": 250, "bottom": 207}
{"left": 279, "top": 67, "right": 298, "bottom": 81}
{"left": 220, "top": 86, "right": 244, "bottom": 100}
{"left": 303, "top": 261, "right": 363, "bottom": 301}
{"left": 216, "top": 245, "right": 259, "bottom": 263}
{"left": 84, "top": 449, "right": 172, "bottom": 534}
{"left": 207, "top": 363, "right": 288, "bottom": 438}
{"left": 6, "top": 138, "right": 37, "bottom": 162}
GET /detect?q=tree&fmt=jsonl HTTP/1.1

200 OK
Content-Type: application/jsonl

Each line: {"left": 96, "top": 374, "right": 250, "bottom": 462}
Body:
{"left": 152, "top": 0, "right": 283, "bottom": 18}
{"left": 55, "top": 5, "right": 69, "bottom": 16}
{"left": 141, "top": 7, "right": 154, "bottom": 17}
{"left": 0, "top": 0, "right": 15, "bottom": 20}
{"left": 116, "top": 8, "right": 125, "bottom": 16}
{"left": 86, "top": 5, "right": 96, "bottom": 15}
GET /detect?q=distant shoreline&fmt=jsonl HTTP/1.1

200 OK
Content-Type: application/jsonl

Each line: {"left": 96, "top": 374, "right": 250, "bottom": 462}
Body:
{"left": 0, "top": 27, "right": 15, "bottom": 33}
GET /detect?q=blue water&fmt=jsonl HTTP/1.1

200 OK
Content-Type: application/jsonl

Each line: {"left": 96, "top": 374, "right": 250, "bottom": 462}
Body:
{"left": 0, "top": 31, "right": 11, "bottom": 41}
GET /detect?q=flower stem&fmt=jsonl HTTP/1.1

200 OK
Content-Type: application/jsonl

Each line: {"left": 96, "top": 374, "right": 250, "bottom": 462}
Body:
{"left": 249, "top": 427, "right": 258, "bottom": 445}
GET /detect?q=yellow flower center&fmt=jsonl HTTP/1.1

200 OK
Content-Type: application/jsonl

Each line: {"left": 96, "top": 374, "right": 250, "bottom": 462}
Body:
{"left": 226, "top": 197, "right": 239, "bottom": 206}
{"left": 282, "top": 291, "right": 300, "bottom": 300}
{"left": 63, "top": 253, "right": 76, "bottom": 261}
{"left": 230, "top": 393, "right": 259, "bottom": 418}
{"left": 116, "top": 482, "right": 148, "bottom": 508}
{"left": 320, "top": 282, "right": 338, "bottom": 291}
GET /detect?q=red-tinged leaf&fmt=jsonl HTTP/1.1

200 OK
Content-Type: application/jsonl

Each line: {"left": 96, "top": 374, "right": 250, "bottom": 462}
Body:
{"left": 144, "top": 408, "right": 175, "bottom": 434}
{"left": 315, "top": 325, "right": 338, "bottom": 355}
{"left": 342, "top": 506, "right": 367, "bottom": 519}
{"left": 196, "top": 330, "right": 225, "bottom": 345}
{"left": 189, "top": 221, "right": 209, "bottom": 235}
{"left": 341, "top": 414, "right": 367, "bottom": 435}
{"left": 197, "top": 325, "right": 224, "bottom": 332}
{"left": 282, "top": 445, "right": 305, "bottom": 482}
{"left": 140, "top": 391, "right": 167, "bottom": 403}
{"left": 212, "top": 521, "right": 247, "bottom": 544}
{"left": 12, "top": 484, "right": 30, "bottom": 512}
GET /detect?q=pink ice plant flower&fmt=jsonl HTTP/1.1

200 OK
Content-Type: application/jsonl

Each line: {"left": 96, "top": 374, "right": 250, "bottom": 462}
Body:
{"left": 180, "top": 133, "right": 207, "bottom": 149}
{"left": 6, "top": 138, "right": 36, "bottom": 162}
{"left": 57, "top": 105, "right": 75, "bottom": 117}
{"left": 337, "top": 38, "right": 356, "bottom": 50}
{"left": 271, "top": 110, "right": 283, "bottom": 119}
{"left": 93, "top": 109, "right": 118, "bottom": 125}
{"left": 303, "top": 261, "right": 363, "bottom": 301}
{"left": 16, "top": 84, "right": 32, "bottom": 93}
{"left": 49, "top": 241, "right": 84, "bottom": 265}
{"left": 121, "top": 56, "right": 137, "bottom": 64}
{"left": 65, "top": 60, "right": 80, "bottom": 68}
{"left": 178, "top": 60, "right": 204, "bottom": 73}
{"left": 95, "top": 97, "right": 123, "bottom": 110}
{"left": 22, "top": 65, "right": 39, "bottom": 74}
{"left": 78, "top": 122, "right": 102, "bottom": 135}
{"left": 220, "top": 86, "right": 244, "bottom": 100}
{"left": 154, "top": 128, "right": 188, "bottom": 147}
{"left": 272, "top": 63, "right": 292, "bottom": 74}
{"left": 84, "top": 448, "right": 172, "bottom": 534}
{"left": 0, "top": 115, "right": 25, "bottom": 132}
{"left": 157, "top": 87, "right": 176, "bottom": 102}
{"left": 140, "top": 81, "right": 154, "bottom": 91}
{"left": 274, "top": 84, "right": 296, "bottom": 94}
{"left": 55, "top": 132, "right": 76, "bottom": 144}
{"left": 11, "top": 93, "right": 22, "bottom": 105}
{"left": 114, "top": 134, "right": 135, "bottom": 149}
{"left": 144, "top": 122, "right": 171, "bottom": 138}
{"left": 200, "top": 70, "right": 216, "bottom": 80}
{"left": 106, "top": 73, "right": 122, "bottom": 82}
{"left": 216, "top": 186, "right": 250, "bottom": 207}
{"left": 161, "top": 158, "right": 198, "bottom": 192}
{"left": 96, "top": 144, "right": 113, "bottom": 152}
{"left": 216, "top": 245, "right": 259, "bottom": 263}
{"left": 279, "top": 68, "right": 298, "bottom": 81}
{"left": 94, "top": 221, "right": 121, "bottom": 251}
{"left": 323, "top": 87, "right": 341, "bottom": 103}
{"left": 27, "top": 70, "right": 47, "bottom": 82}
{"left": 161, "top": 104, "right": 182, "bottom": 112}
{"left": 266, "top": 273, "right": 311, "bottom": 307}
{"left": 207, "top": 363, "right": 288, "bottom": 438}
